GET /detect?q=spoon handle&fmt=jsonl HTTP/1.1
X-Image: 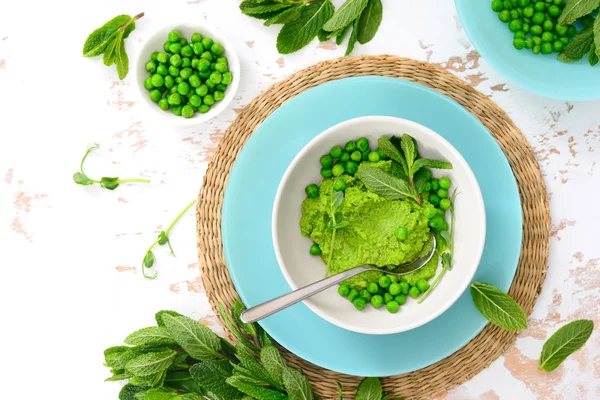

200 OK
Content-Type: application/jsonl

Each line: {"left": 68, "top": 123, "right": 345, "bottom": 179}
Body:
{"left": 240, "top": 265, "right": 371, "bottom": 324}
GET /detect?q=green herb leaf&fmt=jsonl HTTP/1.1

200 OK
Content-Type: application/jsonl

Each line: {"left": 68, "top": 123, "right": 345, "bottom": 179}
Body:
{"left": 190, "top": 360, "right": 245, "bottom": 399}
{"left": 218, "top": 303, "right": 260, "bottom": 352}
{"left": 226, "top": 376, "right": 289, "bottom": 400}
{"left": 345, "top": 18, "right": 360, "bottom": 56}
{"left": 143, "top": 250, "right": 155, "bottom": 269}
{"left": 240, "top": 0, "right": 291, "bottom": 16}
{"left": 125, "top": 349, "right": 176, "bottom": 377}
{"left": 83, "top": 15, "right": 135, "bottom": 57}
{"left": 357, "top": 165, "right": 418, "bottom": 201}
{"left": 258, "top": 326, "right": 273, "bottom": 347}
{"left": 336, "top": 23, "right": 352, "bottom": 45}
{"left": 73, "top": 172, "right": 94, "bottom": 185}
{"left": 323, "top": 0, "right": 369, "bottom": 32}
{"left": 594, "top": 14, "right": 600, "bottom": 58}
{"left": 411, "top": 158, "right": 453, "bottom": 174}
{"left": 589, "top": 42, "right": 599, "bottom": 66}
{"left": 125, "top": 327, "right": 178, "bottom": 347}
{"left": 156, "top": 310, "right": 184, "bottom": 327}
{"left": 232, "top": 300, "right": 257, "bottom": 338}
{"left": 400, "top": 135, "right": 417, "bottom": 170}
{"left": 100, "top": 176, "right": 121, "bottom": 190}
{"left": 119, "top": 384, "right": 149, "bottom": 400}
{"left": 145, "top": 389, "right": 180, "bottom": 400}
{"left": 261, "top": 345, "right": 286, "bottom": 387}
{"left": 377, "top": 137, "right": 409, "bottom": 177}
{"left": 558, "top": 0, "right": 599, "bottom": 25}
{"left": 337, "top": 382, "right": 343, "bottom": 400}
{"left": 103, "top": 34, "right": 119, "bottom": 66}
{"left": 470, "top": 282, "right": 528, "bottom": 331}
{"left": 110, "top": 345, "right": 171, "bottom": 371}
{"left": 105, "top": 369, "right": 132, "bottom": 382}
{"left": 413, "top": 168, "right": 429, "bottom": 193}
{"left": 539, "top": 320, "right": 594, "bottom": 371}
{"left": 282, "top": 367, "right": 315, "bottom": 400}
{"left": 355, "top": 377, "right": 382, "bottom": 400}
{"left": 332, "top": 191, "right": 344, "bottom": 211}
{"left": 105, "top": 346, "right": 130, "bottom": 368}
{"left": 162, "top": 314, "right": 223, "bottom": 361}
{"left": 115, "top": 37, "right": 129, "bottom": 79}
{"left": 558, "top": 27, "right": 594, "bottom": 62}
{"left": 129, "top": 369, "right": 167, "bottom": 387}
{"left": 357, "top": 0, "right": 383, "bottom": 44}
{"left": 235, "top": 341, "right": 281, "bottom": 388}
{"left": 277, "top": 0, "right": 335, "bottom": 54}
{"left": 264, "top": 6, "right": 304, "bottom": 26}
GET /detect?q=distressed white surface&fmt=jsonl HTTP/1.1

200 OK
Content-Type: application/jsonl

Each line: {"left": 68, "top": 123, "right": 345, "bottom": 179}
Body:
{"left": 0, "top": 0, "right": 599, "bottom": 399}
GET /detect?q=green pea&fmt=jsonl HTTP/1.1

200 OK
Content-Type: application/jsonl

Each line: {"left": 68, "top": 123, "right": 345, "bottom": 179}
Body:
{"left": 436, "top": 208, "right": 445, "bottom": 218}
{"left": 215, "top": 62, "right": 228, "bottom": 74}
{"left": 199, "top": 70, "right": 211, "bottom": 79}
{"left": 367, "top": 282, "right": 379, "bottom": 294}
{"left": 345, "top": 141, "right": 357, "bottom": 152}
{"left": 439, "top": 198, "right": 451, "bottom": 211}
{"left": 438, "top": 177, "right": 451, "bottom": 189}
{"left": 533, "top": 35, "right": 542, "bottom": 45}
{"left": 179, "top": 38, "right": 188, "bottom": 46}
{"left": 149, "top": 89, "right": 162, "bottom": 102}
{"left": 499, "top": 10, "right": 511, "bottom": 22}
{"left": 378, "top": 275, "right": 391, "bottom": 288}
{"left": 144, "top": 77, "right": 153, "bottom": 91}
{"left": 169, "top": 42, "right": 182, "bottom": 54}
{"left": 188, "top": 94, "right": 202, "bottom": 108}
{"left": 437, "top": 188, "right": 448, "bottom": 199}
{"left": 355, "top": 138, "right": 369, "bottom": 153}
{"left": 398, "top": 281, "right": 410, "bottom": 295}
{"left": 375, "top": 148, "right": 387, "bottom": 160}
{"left": 340, "top": 151, "right": 350, "bottom": 163}
{"left": 541, "top": 31, "right": 553, "bottom": 42}
{"left": 534, "top": 1, "right": 546, "bottom": 11}
{"left": 305, "top": 183, "right": 319, "bottom": 198}
{"left": 359, "top": 289, "right": 372, "bottom": 302}
{"left": 429, "top": 193, "right": 440, "bottom": 206}
{"left": 415, "top": 280, "right": 430, "bottom": 293}
{"left": 442, "top": 220, "right": 449, "bottom": 231}
{"left": 201, "top": 37, "right": 214, "bottom": 50}
{"left": 361, "top": 151, "right": 370, "bottom": 161}
{"left": 203, "top": 94, "right": 215, "bottom": 106}
{"left": 345, "top": 161, "right": 359, "bottom": 175}
{"left": 429, "top": 215, "right": 444, "bottom": 230}
{"left": 167, "top": 93, "right": 181, "bottom": 106}
{"left": 163, "top": 41, "right": 171, "bottom": 52}
{"left": 552, "top": 40, "right": 564, "bottom": 52}
{"left": 522, "top": 23, "right": 530, "bottom": 33}
{"left": 371, "top": 295, "right": 384, "bottom": 308}
{"left": 386, "top": 301, "right": 399, "bottom": 314}
{"left": 353, "top": 297, "right": 367, "bottom": 310}
{"left": 491, "top": 0, "right": 504, "bottom": 11}
{"left": 431, "top": 178, "right": 440, "bottom": 191}
{"left": 508, "top": 19, "right": 523, "bottom": 32}
{"left": 320, "top": 155, "right": 334, "bottom": 168}
{"left": 358, "top": 280, "right": 368, "bottom": 289}
{"left": 201, "top": 51, "right": 213, "bottom": 62}
{"left": 532, "top": 11, "right": 545, "bottom": 25}
{"left": 423, "top": 182, "right": 432, "bottom": 192}
{"left": 210, "top": 62, "right": 217, "bottom": 71}
{"left": 408, "top": 285, "right": 420, "bottom": 299}
{"left": 368, "top": 152, "right": 380, "bottom": 162}
{"left": 510, "top": 9, "right": 520, "bottom": 19}
{"left": 424, "top": 205, "right": 437, "bottom": 219}
{"left": 532, "top": 45, "right": 541, "bottom": 54}
{"left": 182, "top": 58, "right": 192, "bottom": 68}
{"left": 310, "top": 243, "right": 322, "bottom": 256}
{"left": 145, "top": 60, "right": 157, "bottom": 73}
{"left": 513, "top": 39, "right": 524, "bottom": 51}
{"left": 198, "top": 104, "right": 210, "bottom": 114}
{"left": 546, "top": 4, "right": 560, "bottom": 16}
{"left": 332, "top": 164, "right": 345, "bottom": 177}
{"left": 330, "top": 145, "right": 343, "bottom": 158}
{"left": 333, "top": 179, "right": 346, "bottom": 192}
{"left": 320, "top": 168, "right": 333, "bottom": 178}
{"left": 347, "top": 289, "right": 359, "bottom": 302}
{"left": 180, "top": 67, "right": 193, "bottom": 80}
{"left": 196, "top": 85, "right": 209, "bottom": 97}
{"left": 555, "top": 24, "right": 568, "bottom": 37}
{"left": 514, "top": 31, "right": 526, "bottom": 40}
{"left": 216, "top": 83, "right": 227, "bottom": 92}
{"left": 214, "top": 91, "right": 225, "bottom": 102}
{"left": 552, "top": 0, "right": 561, "bottom": 4}
{"left": 188, "top": 75, "right": 201, "bottom": 88}
{"left": 180, "top": 45, "right": 192, "bottom": 58}
{"left": 171, "top": 104, "right": 182, "bottom": 116}
{"left": 181, "top": 105, "right": 194, "bottom": 118}
{"left": 394, "top": 226, "right": 408, "bottom": 241}
{"left": 388, "top": 282, "right": 402, "bottom": 296}
{"left": 211, "top": 43, "right": 225, "bottom": 56}
{"left": 567, "top": 25, "right": 577, "bottom": 37}
{"left": 222, "top": 72, "right": 233, "bottom": 85}
{"left": 157, "top": 97, "right": 169, "bottom": 111}
{"left": 560, "top": 36, "right": 570, "bottom": 45}
{"left": 543, "top": 20, "right": 554, "bottom": 32}
{"left": 167, "top": 30, "right": 180, "bottom": 43}
{"left": 383, "top": 293, "right": 393, "bottom": 303}
{"left": 151, "top": 73, "right": 164, "bottom": 88}
{"left": 169, "top": 86, "right": 178, "bottom": 94}
{"left": 209, "top": 71, "right": 222, "bottom": 84}
{"left": 530, "top": 25, "right": 543, "bottom": 36}
{"left": 177, "top": 82, "right": 190, "bottom": 96}
{"left": 196, "top": 58, "right": 210, "bottom": 72}
{"left": 350, "top": 151, "right": 362, "bottom": 162}
{"left": 339, "top": 286, "right": 350, "bottom": 300}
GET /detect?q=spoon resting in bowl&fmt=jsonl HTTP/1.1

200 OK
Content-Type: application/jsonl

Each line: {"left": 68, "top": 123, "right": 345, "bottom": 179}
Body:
{"left": 240, "top": 236, "right": 436, "bottom": 324}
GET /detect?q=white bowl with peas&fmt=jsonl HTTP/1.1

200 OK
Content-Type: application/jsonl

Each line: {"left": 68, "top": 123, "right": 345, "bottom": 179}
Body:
{"left": 272, "top": 116, "right": 486, "bottom": 335}
{"left": 136, "top": 23, "right": 240, "bottom": 125}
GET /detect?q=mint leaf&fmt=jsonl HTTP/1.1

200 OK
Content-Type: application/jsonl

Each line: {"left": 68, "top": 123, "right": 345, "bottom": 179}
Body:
{"left": 103, "top": 35, "right": 119, "bottom": 66}
{"left": 377, "top": 137, "right": 409, "bottom": 177}
{"left": 332, "top": 191, "right": 344, "bottom": 211}
{"left": 400, "top": 134, "right": 417, "bottom": 171}
{"left": 589, "top": 42, "right": 599, "bottom": 66}
{"left": 129, "top": 370, "right": 167, "bottom": 387}
{"left": 119, "top": 384, "right": 149, "bottom": 400}
{"left": 190, "top": 360, "right": 245, "bottom": 399}
{"left": 125, "top": 327, "right": 178, "bottom": 347}
{"left": 126, "top": 349, "right": 176, "bottom": 377}
{"left": 265, "top": 6, "right": 304, "bottom": 26}
{"left": 240, "top": 0, "right": 291, "bottom": 16}
{"left": 231, "top": 300, "right": 257, "bottom": 338}
{"left": 282, "top": 367, "right": 315, "bottom": 400}
{"left": 218, "top": 303, "right": 260, "bottom": 352}
{"left": 235, "top": 341, "right": 281, "bottom": 389}
{"left": 337, "top": 382, "right": 343, "bottom": 400}
{"left": 261, "top": 345, "right": 286, "bottom": 387}
{"left": 226, "top": 376, "right": 289, "bottom": 400}
{"left": 559, "top": 27, "right": 594, "bottom": 62}
{"left": 101, "top": 176, "right": 120, "bottom": 190}
{"left": 145, "top": 389, "right": 179, "bottom": 400}
{"left": 104, "top": 345, "right": 130, "bottom": 368}
{"left": 470, "top": 282, "right": 527, "bottom": 331}
{"left": 83, "top": 15, "right": 135, "bottom": 57}
{"left": 539, "top": 320, "right": 594, "bottom": 371}
{"left": 111, "top": 345, "right": 171, "bottom": 371}
{"left": 594, "top": 14, "right": 600, "bottom": 58}
{"left": 73, "top": 172, "right": 94, "bottom": 185}
{"left": 345, "top": 18, "right": 359, "bottom": 56}
{"left": 162, "top": 314, "right": 223, "bottom": 361}
{"left": 115, "top": 37, "right": 129, "bottom": 79}
{"left": 323, "top": 0, "right": 369, "bottom": 32}
{"left": 355, "top": 377, "right": 382, "bottom": 400}
{"left": 156, "top": 310, "right": 184, "bottom": 327}
{"left": 357, "top": 165, "right": 418, "bottom": 202}
{"left": 412, "top": 158, "right": 453, "bottom": 174}
{"left": 558, "top": 0, "right": 599, "bottom": 25}
{"left": 357, "top": 0, "right": 382, "bottom": 44}
{"left": 277, "top": 0, "right": 334, "bottom": 54}
{"left": 413, "top": 168, "right": 429, "bottom": 193}
{"left": 336, "top": 24, "right": 352, "bottom": 45}
{"left": 105, "top": 369, "right": 132, "bottom": 381}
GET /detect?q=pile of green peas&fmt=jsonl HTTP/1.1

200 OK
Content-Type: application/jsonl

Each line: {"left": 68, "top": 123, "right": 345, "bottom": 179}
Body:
{"left": 421, "top": 175, "right": 453, "bottom": 231}
{"left": 143, "top": 30, "right": 233, "bottom": 118}
{"left": 338, "top": 274, "right": 431, "bottom": 313}
{"left": 491, "top": 0, "right": 578, "bottom": 55}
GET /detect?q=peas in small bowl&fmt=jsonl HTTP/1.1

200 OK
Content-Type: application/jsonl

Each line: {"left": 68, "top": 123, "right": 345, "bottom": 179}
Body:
{"left": 135, "top": 23, "right": 240, "bottom": 125}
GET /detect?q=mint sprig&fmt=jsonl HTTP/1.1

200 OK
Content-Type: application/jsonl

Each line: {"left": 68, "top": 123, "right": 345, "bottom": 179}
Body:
{"left": 556, "top": 0, "right": 600, "bottom": 66}
{"left": 276, "top": 0, "right": 335, "bottom": 54}
{"left": 557, "top": 0, "right": 598, "bottom": 25}
{"left": 469, "top": 282, "right": 528, "bottom": 331}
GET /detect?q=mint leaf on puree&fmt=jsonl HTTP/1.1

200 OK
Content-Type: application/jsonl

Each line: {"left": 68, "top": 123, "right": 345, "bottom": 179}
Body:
{"left": 470, "top": 282, "right": 528, "bottom": 331}
{"left": 355, "top": 377, "right": 382, "bottom": 400}
{"left": 357, "top": 164, "right": 420, "bottom": 202}
{"left": 377, "top": 137, "right": 409, "bottom": 178}
{"left": 558, "top": 27, "right": 595, "bottom": 62}
{"left": 558, "top": 0, "right": 599, "bottom": 25}
{"left": 411, "top": 158, "right": 453, "bottom": 175}
{"left": 357, "top": 0, "right": 382, "bottom": 44}
{"left": 323, "top": 0, "right": 368, "bottom": 32}
{"left": 277, "top": 0, "right": 335, "bottom": 54}
{"left": 539, "top": 320, "right": 594, "bottom": 372}
{"left": 161, "top": 314, "right": 224, "bottom": 361}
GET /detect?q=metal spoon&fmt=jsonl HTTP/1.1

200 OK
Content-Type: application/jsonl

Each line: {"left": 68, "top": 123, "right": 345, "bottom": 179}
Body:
{"left": 240, "top": 236, "right": 436, "bottom": 324}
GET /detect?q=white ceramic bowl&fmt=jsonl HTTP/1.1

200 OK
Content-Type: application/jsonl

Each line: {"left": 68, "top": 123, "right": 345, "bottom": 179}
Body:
{"left": 135, "top": 23, "right": 240, "bottom": 126}
{"left": 273, "top": 116, "right": 486, "bottom": 335}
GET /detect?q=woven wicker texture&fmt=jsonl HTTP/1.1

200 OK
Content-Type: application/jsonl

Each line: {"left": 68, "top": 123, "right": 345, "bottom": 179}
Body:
{"left": 196, "top": 55, "right": 550, "bottom": 399}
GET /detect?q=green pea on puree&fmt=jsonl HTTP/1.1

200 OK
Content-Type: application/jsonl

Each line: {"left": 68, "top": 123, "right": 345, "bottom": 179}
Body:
{"left": 300, "top": 161, "right": 438, "bottom": 288}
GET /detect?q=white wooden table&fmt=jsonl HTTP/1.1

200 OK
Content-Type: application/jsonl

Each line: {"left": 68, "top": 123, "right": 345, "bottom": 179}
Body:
{"left": 1, "top": 0, "right": 598, "bottom": 398}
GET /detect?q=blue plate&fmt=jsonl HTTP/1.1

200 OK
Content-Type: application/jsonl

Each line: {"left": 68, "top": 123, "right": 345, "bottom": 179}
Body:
{"left": 222, "top": 77, "right": 522, "bottom": 376}
{"left": 455, "top": 0, "right": 600, "bottom": 101}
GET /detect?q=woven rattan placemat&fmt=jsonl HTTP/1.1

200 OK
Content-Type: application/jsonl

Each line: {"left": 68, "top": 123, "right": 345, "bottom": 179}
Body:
{"left": 196, "top": 55, "right": 550, "bottom": 399}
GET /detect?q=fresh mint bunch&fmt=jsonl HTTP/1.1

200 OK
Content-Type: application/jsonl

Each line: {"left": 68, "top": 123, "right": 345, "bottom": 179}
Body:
{"left": 83, "top": 13, "right": 144, "bottom": 79}
{"left": 73, "top": 143, "right": 150, "bottom": 190}
{"left": 557, "top": 0, "right": 600, "bottom": 66}
{"left": 239, "top": 0, "right": 384, "bottom": 55}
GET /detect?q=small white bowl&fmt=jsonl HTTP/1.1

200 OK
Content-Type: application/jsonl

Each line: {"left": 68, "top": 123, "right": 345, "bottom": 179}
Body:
{"left": 135, "top": 23, "right": 240, "bottom": 126}
{"left": 273, "top": 116, "right": 486, "bottom": 335}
